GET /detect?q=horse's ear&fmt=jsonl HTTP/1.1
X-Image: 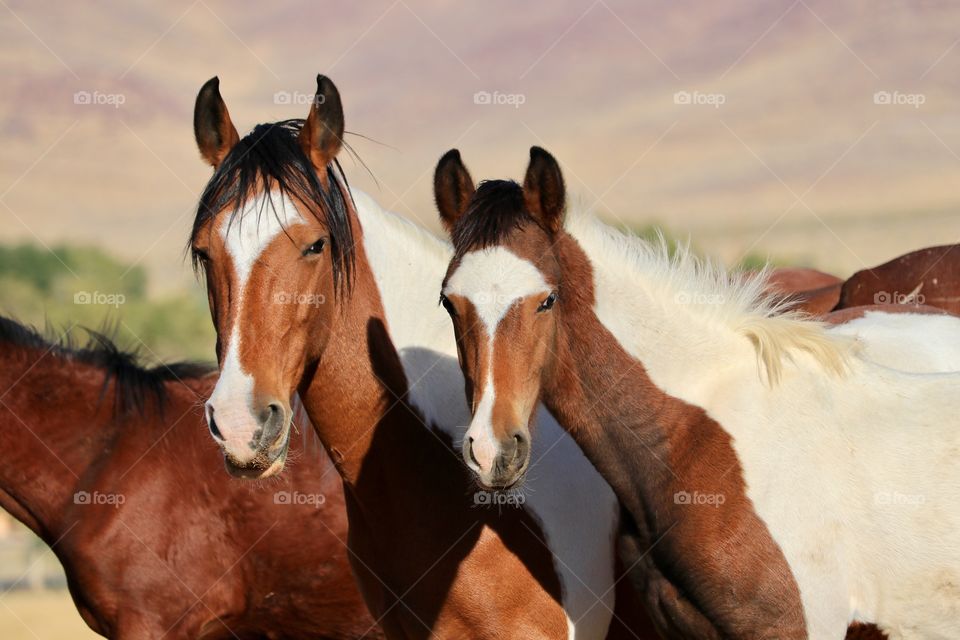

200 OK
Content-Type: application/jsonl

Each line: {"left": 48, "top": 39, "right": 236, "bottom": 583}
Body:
{"left": 299, "top": 74, "right": 344, "bottom": 172}
{"left": 434, "top": 149, "right": 476, "bottom": 235}
{"left": 523, "top": 146, "right": 565, "bottom": 234}
{"left": 193, "top": 77, "right": 240, "bottom": 168}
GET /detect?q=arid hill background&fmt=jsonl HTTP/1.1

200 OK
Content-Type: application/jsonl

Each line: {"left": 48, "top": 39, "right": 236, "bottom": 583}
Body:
{"left": 4, "top": 1, "right": 960, "bottom": 308}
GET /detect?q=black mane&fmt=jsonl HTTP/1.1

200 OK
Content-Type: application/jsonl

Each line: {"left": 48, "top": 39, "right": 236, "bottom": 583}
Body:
{"left": 451, "top": 179, "right": 535, "bottom": 257}
{"left": 190, "top": 119, "right": 355, "bottom": 293}
{"left": 0, "top": 316, "right": 213, "bottom": 417}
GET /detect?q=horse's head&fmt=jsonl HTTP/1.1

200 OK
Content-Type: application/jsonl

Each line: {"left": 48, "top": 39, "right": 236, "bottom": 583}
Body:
{"left": 435, "top": 147, "right": 566, "bottom": 489}
{"left": 190, "top": 75, "right": 354, "bottom": 479}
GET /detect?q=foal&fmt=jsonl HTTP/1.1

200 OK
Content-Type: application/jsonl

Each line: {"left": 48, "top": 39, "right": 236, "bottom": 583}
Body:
{"left": 0, "top": 317, "right": 375, "bottom": 639}
{"left": 435, "top": 147, "right": 960, "bottom": 639}
{"left": 188, "top": 76, "right": 655, "bottom": 638}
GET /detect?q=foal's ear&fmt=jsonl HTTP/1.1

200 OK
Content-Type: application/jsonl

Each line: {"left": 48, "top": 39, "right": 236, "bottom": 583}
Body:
{"left": 523, "top": 146, "right": 566, "bottom": 234}
{"left": 194, "top": 77, "right": 240, "bottom": 168}
{"left": 434, "top": 149, "right": 476, "bottom": 235}
{"left": 299, "top": 74, "right": 344, "bottom": 172}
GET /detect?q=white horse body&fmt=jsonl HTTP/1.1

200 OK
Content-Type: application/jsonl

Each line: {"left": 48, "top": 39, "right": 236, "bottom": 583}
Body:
{"left": 568, "top": 210, "right": 960, "bottom": 638}
{"left": 354, "top": 190, "right": 621, "bottom": 640}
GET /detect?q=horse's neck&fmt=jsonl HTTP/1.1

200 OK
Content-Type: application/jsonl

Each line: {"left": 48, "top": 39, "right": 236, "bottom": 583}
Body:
{"left": 544, "top": 234, "right": 733, "bottom": 517}
{"left": 299, "top": 199, "right": 464, "bottom": 515}
{"left": 0, "top": 354, "right": 114, "bottom": 540}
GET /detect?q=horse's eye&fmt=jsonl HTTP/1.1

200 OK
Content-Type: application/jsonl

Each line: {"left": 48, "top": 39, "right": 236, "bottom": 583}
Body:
{"left": 439, "top": 294, "right": 456, "bottom": 317}
{"left": 537, "top": 292, "right": 558, "bottom": 313}
{"left": 304, "top": 238, "right": 326, "bottom": 256}
{"left": 193, "top": 249, "right": 211, "bottom": 265}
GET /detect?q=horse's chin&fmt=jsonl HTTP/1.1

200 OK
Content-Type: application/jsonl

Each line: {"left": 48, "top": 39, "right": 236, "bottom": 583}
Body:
{"left": 476, "top": 467, "right": 528, "bottom": 493}
{"left": 223, "top": 447, "right": 288, "bottom": 480}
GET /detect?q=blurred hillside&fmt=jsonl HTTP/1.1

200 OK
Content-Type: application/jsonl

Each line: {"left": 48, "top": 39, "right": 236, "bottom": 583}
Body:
{"left": 1, "top": 0, "right": 959, "bottom": 291}
{"left": 0, "top": 242, "right": 215, "bottom": 362}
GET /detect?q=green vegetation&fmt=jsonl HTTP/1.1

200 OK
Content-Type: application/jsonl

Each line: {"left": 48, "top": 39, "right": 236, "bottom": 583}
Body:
{"left": 0, "top": 243, "right": 215, "bottom": 363}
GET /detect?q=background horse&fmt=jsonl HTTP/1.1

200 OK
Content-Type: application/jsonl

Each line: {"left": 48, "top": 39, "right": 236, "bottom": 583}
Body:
{"left": 188, "top": 75, "right": 657, "bottom": 639}
{"left": 836, "top": 245, "right": 960, "bottom": 314}
{"left": 434, "top": 147, "right": 960, "bottom": 638}
{"left": 763, "top": 247, "right": 960, "bottom": 318}
{"left": 762, "top": 267, "right": 842, "bottom": 315}
{"left": 0, "top": 316, "right": 377, "bottom": 639}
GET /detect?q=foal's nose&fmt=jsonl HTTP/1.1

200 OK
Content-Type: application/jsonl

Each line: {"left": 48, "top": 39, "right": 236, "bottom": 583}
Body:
{"left": 465, "top": 427, "right": 531, "bottom": 489}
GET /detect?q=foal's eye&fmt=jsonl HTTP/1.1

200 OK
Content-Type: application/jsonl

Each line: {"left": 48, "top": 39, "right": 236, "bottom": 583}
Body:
{"left": 439, "top": 294, "right": 456, "bottom": 316}
{"left": 303, "top": 238, "right": 326, "bottom": 256}
{"left": 537, "top": 292, "right": 558, "bottom": 313}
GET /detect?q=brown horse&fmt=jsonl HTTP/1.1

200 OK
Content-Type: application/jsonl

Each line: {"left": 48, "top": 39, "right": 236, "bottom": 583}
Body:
{"left": 0, "top": 316, "right": 378, "bottom": 639}
{"left": 763, "top": 267, "right": 842, "bottom": 315}
{"left": 836, "top": 244, "right": 960, "bottom": 314}
{"left": 188, "top": 76, "right": 658, "bottom": 638}
{"left": 431, "top": 148, "right": 960, "bottom": 638}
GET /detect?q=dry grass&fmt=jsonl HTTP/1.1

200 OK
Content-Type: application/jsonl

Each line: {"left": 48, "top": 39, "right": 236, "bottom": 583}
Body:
{"left": 0, "top": 591, "right": 101, "bottom": 639}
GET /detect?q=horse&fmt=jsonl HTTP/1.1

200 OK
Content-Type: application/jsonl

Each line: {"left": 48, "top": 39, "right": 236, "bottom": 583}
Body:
{"left": 0, "top": 316, "right": 378, "bottom": 639}
{"left": 836, "top": 245, "right": 960, "bottom": 314}
{"left": 762, "top": 267, "right": 842, "bottom": 315}
{"left": 433, "top": 146, "right": 960, "bottom": 639}
{"left": 186, "top": 75, "right": 657, "bottom": 639}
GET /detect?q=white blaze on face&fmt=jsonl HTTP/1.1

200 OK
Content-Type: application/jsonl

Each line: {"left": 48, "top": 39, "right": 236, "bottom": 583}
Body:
{"left": 444, "top": 247, "right": 551, "bottom": 473}
{"left": 205, "top": 192, "right": 304, "bottom": 462}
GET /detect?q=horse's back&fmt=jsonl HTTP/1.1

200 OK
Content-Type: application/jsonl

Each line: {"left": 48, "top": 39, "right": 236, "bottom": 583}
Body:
{"left": 837, "top": 244, "right": 960, "bottom": 314}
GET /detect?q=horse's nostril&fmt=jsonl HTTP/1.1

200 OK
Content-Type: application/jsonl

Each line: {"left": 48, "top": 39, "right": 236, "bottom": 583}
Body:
{"left": 513, "top": 431, "right": 529, "bottom": 462}
{"left": 208, "top": 410, "right": 224, "bottom": 440}
{"left": 466, "top": 437, "right": 480, "bottom": 468}
{"left": 259, "top": 403, "right": 282, "bottom": 426}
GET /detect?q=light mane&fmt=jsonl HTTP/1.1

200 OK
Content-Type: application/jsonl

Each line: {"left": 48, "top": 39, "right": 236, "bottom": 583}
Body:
{"left": 563, "top": 203, "right": 852, "bottom": 385}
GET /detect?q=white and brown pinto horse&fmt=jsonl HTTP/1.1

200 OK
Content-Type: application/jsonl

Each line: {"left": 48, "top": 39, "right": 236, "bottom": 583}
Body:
{"left": 434, "top": 147, "right": 960, "bottom": 639}
{"left": 188, "top": 77, "right": 657, "bottom": 639}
